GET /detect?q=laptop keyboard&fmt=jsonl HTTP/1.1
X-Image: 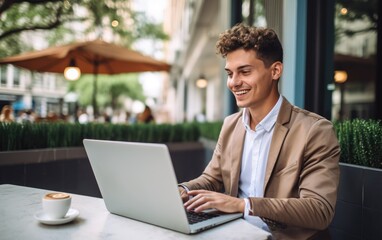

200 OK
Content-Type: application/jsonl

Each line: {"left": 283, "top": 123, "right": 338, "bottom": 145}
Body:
{"left": 186, "top": 210, "right": 220, "bottom": 225}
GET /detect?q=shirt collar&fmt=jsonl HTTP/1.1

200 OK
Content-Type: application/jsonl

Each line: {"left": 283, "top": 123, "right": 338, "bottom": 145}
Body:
{"left": 242, "top": 95, "right": 283, "bottom": 132}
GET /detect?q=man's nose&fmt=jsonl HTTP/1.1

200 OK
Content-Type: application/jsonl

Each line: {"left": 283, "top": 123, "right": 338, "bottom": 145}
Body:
{"left": 229, "top": 74, "right": 242, "bottom": 87}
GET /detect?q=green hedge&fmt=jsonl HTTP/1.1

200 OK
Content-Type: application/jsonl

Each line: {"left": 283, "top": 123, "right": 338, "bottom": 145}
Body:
{"left": 1, "top": 119, "right": 381, "bottom": 169}
{"left": 0, "top": 122, "right": 200, "bottom": 151}
{"left": 198, "top": 119, "right": 382, "bottom": 169}
{"left": 335, "top": 119, "right": 382, "bottom": 169}
{"left": 197, "top": 121, "right": 223, "bottom": 141}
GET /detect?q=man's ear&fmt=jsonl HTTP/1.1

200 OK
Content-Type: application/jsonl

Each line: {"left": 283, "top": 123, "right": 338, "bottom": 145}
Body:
{"left": 271, "top": 61, "right": 283, "bottom": 80}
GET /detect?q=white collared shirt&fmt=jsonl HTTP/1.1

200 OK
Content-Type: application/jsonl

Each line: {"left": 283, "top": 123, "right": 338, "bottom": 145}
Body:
{"left": 239, "top": 95, "right": 283, "bottom": 230}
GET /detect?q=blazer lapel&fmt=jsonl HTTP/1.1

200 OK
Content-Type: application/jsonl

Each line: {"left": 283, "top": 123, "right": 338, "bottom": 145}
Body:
{"left": 263, "top": 97, "right": 292, "bottom": 192}
{"left": 229, "top": 117, "right": 246, "bottom": 197}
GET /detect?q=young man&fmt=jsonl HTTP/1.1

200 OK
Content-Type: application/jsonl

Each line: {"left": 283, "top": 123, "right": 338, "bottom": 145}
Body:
{"left": 179, "top": 24, "right": 340, "bottom": 239}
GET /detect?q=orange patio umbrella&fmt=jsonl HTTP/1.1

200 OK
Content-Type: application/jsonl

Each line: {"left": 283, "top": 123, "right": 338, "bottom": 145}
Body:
{"left": 0, "top": 39, "right": 171, "bottom": 116}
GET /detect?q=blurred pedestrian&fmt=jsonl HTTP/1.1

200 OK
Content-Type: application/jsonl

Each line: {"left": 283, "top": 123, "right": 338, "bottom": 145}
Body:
{"left": 18, "top": 109, "right": 35, "bottom": 123}
{"left": 137, "top": 105, "right": 155, "bottom": 123}
{"left": 0, "top": 105, "right": 15, "bottom": 122}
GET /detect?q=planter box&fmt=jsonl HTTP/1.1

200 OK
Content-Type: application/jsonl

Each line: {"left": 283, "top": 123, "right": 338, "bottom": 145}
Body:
{"left": 330, "top": 163, "right": 382, "bottom": 240}
{"left": 0, "top": 142, "right": 207, "bottom": 198}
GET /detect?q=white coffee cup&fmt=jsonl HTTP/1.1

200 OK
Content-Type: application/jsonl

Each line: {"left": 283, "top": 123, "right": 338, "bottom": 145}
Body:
{"left": 42, "top": 192, "right": 72, "bottom": 219}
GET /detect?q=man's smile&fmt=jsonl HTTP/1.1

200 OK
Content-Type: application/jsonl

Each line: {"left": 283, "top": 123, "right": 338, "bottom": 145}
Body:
{"left": 235, "top": 89, "right": 250, "bottom": 96}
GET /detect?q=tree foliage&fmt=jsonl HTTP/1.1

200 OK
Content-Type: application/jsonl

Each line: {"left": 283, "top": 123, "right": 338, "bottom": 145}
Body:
{"left": 0, "top": 0, "right": 168, "bottom": 115}
{"left": 335, "top": 0, "right": 377, "bottom": 39}
{"left": 68, "top": 73, "right": 145, "bottom": 110}
{"left": 0, "top": 0, "right": 168, "bottom": 57}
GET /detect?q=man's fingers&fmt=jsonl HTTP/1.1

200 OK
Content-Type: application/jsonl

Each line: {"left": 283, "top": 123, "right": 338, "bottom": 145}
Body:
{"left": 187, "top": 189, "right": 207, "bottom": 196}
{"left": 178, "top": 187, "right": 190, "bottom": 202}
{"left": 185, "top": 196, "right": 212, "bottom": 212}
{"left": 184, "top": 191, "right": 216, "bottom": 212}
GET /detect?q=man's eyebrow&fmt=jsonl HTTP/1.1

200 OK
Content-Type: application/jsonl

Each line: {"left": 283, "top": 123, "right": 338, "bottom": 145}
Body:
{"left": 238, "top": 65, "right": 252, "bottom": 70}
{"left": 224, "top": 65, "right": 252, "bottom": 71}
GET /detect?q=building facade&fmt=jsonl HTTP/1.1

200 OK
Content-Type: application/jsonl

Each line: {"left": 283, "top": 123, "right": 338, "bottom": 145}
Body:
{"left": 164, "top": 0, "right": 228, "bottom": 122}
{"left": 165, "top": 0, "right": 382, "bottom": 123}
{"left": 1, "top": 0, "right": 381, "bottom": 124}
{"left": 0, "top": 65, "right": 67, "bottom": 121}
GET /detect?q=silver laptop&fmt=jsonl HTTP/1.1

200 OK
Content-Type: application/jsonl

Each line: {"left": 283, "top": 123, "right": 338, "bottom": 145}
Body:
{"left": 83, "top": 139, "right": 242, "bottom": 234}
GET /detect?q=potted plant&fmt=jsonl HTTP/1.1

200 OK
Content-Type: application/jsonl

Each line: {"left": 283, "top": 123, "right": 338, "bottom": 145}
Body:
{"left": 330, "top": 119, "right": 382, "bottom": 239}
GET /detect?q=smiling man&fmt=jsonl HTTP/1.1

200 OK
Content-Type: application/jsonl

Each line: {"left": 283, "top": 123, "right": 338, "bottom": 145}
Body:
{"left": 178, "top": 24, "right": 340, "bottom": 240}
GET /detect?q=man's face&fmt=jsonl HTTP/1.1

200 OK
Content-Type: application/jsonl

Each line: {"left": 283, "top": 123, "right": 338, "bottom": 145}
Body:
{"left": 225, "top": 48, "right": 281, "bottom": 110}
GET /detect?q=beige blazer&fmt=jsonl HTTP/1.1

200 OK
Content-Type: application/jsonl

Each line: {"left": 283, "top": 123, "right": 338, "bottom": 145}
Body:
{"left": 182, "top": 97, "right": 340, "bottom": 240}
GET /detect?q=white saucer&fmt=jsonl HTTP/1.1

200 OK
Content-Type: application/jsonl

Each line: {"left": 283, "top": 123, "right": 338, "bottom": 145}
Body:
{"left": 34, "top": 208, "right": 80, "bottom": 225}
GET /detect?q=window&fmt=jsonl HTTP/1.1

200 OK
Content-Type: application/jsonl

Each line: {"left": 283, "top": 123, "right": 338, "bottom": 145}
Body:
{"left": 0, "top": 66, "right": 7, "bottom": 86}
{"left": 13, "top": 68, "right": 20, "bottom": 87}
{"left": 332, "top": 0, "right": 377, "bottom": 121}
{"left": 242, "top": 0, "right": 267, "bottom": 27}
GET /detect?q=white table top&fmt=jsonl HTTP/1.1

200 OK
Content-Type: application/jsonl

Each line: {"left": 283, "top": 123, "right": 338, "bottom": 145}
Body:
{"left": 0, "top": 184, "right": 271, "bottom": 240}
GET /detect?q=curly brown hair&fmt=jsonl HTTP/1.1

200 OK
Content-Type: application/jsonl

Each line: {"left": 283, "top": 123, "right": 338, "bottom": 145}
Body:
{"left": 216, "top": 23, "right": 283, "bottom": 67}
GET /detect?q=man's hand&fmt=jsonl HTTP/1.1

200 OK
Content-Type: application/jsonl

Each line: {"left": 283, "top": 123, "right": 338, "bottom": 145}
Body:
{"left": 178, "top": 186, "right": 189, "bottom": 203}
{"left": 184, "top": 189, "right": 245, "bottom": 213}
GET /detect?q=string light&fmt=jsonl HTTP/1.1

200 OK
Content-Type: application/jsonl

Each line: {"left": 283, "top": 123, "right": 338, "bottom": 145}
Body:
{"left": 196, "top": 75, "right": 207, "bottom": 88}
{"left": 64, "top": 58, "right": 81, "bottom": 81}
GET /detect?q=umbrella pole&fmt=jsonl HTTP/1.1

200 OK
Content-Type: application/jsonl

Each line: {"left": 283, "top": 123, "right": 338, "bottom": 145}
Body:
{"left": 92, "top": 61, "right": 99, "bottom": 119}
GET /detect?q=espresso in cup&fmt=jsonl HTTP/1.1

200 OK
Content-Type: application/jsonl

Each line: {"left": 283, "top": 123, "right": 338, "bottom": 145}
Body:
{"left": 44, "top": 193, "right": 70, "bottom": 200}
{"left": 42, "top": 192, "right": 72, "bottom": 219}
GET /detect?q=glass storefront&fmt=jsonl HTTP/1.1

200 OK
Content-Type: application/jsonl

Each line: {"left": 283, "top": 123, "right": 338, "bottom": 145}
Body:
{"left": 332, "top": 0, "right": 378, "bottom": 121}
{"left": 233, "top": 0, "right": 381, "bottom": 121}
